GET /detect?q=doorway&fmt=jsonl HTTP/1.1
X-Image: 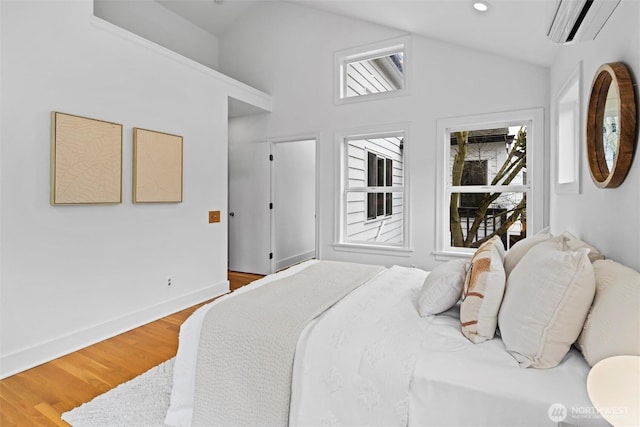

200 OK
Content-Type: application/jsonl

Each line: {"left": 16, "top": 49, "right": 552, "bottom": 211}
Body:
{"left": 227, "top": 130, "right": 317, "bottom": 275}
{"left": 271, "top": 138, "right": 317, "bottom": 271}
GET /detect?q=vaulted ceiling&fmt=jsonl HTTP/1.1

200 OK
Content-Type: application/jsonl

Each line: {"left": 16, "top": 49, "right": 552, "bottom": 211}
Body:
{"left": 157, "top": 0, "right": 563, "bottom": 67}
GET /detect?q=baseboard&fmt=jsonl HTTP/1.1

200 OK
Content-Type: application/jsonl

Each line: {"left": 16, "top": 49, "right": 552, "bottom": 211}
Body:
{"left": 0, "top": 280, "right": 229, "bottom": 379}
{"left": 275, "top": 250, "right": 316, "bottom": 272}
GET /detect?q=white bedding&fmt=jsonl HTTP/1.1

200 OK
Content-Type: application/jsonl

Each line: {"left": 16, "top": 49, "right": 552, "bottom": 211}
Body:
{"left": 165, "top": 260, "right": 320, "bottom": 426}
{"left": 166, "top": 261, "right": 605, "bottom": 427}
{"left": 409, "top": 306, "right": 607, "bottom": 426}
{"left": 289, "top": 264, "right": 431, "bottom": 425}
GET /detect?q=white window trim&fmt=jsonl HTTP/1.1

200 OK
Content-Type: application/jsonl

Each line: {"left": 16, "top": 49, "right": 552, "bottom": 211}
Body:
{"left": 335, "top": 123, "right": 412, "bottom": 255}
{"left": 434, "top": 109, "right": 544, "bottom": 259}
{"left": 554, "top": 63, "right": 582, "bottom": 194}
{"left": 334, "top": 36, "right": 411, "bottom": 105}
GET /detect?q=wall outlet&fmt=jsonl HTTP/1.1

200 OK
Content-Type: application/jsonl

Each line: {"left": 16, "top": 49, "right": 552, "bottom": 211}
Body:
{"left": 167, "top": 276, "right": 172, "bottom": 287}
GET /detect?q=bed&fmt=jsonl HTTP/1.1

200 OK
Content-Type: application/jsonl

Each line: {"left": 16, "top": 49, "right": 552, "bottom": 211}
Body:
{"left": 163, "top": 231, "right": 639, "bottom": 427}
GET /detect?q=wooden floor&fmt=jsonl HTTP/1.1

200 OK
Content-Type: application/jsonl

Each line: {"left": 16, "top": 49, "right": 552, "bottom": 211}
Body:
{"left": 0, "top": 271, "right": 263, "bottom": 427}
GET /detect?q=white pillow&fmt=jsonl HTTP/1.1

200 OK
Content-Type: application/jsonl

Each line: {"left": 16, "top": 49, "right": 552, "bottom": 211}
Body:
{"left": 562, "top": 231, "right": 605, "bottom": 264}
{"left": 418, "top": 260, "right": 469, "bottom": 316}
{"left": 578, "top": 260, "right": 640, "bottom": 367}
{"left": 498, "top": 241, "right": 596, "bottom": 368}
{"left": 503, "top": 228, "right": 553, "bottom": 277}
{"left": 460, "top": 236, "right": 506, "bottom": 343}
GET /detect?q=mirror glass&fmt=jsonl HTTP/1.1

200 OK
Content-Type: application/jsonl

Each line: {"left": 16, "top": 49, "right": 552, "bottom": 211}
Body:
{"left": 602, "top": 82, "right": 619, "bottom": 172}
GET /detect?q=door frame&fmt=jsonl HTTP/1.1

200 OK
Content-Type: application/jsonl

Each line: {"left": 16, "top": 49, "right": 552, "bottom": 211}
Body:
{"left": 268, "top": 133, "right": 320, "bottom": 273}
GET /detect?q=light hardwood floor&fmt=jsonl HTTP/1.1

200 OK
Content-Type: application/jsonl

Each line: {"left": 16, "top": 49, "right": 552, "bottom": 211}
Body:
{"left": 0, "top": 271, "right": 263, "bottom": 427}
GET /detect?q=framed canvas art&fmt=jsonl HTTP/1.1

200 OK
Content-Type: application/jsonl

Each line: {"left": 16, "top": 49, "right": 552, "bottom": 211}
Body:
{"left": 51, "top": 112, "right": 123, "bottom": 205}
{"left": 133, "top": 128, "right": 183, "bottom": 203}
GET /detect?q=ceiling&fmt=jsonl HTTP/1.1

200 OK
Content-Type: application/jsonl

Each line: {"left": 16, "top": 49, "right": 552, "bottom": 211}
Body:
{"left": 157, "top": 0, "right": 564, "bottom": 67}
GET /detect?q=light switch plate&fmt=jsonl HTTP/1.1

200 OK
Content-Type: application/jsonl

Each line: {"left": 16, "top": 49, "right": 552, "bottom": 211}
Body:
{"left": 209, "top": 210, "right": 220, "bottom": 223}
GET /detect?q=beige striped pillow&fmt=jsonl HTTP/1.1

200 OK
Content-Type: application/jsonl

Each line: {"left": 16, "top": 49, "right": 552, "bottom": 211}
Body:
{"left": 460, "top": 236, "right": 506, "bottom": 343}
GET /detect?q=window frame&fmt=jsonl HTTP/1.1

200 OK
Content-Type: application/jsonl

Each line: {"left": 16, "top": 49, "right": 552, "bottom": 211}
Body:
{"left": 435, "top": 109, "right": 544, "bottom": 258}
{"left": 334, "top": 36, "right": 411, "bottom": 105}
{"left": 335, "top": 124, "right": 411, "bottom": 255}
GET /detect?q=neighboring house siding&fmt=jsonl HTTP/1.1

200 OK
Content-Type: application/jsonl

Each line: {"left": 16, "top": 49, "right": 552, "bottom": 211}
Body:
{"left": 346, "top": 58, "right": 397, "bottom": 97}
{"left": 346, "top": 136, "right": 404, "bottom": 244}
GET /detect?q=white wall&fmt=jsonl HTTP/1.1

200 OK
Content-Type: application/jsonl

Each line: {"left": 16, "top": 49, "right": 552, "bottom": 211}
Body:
{"left": 94, "top": 0, "right": 219, "bottom": 70}
{"left": 219, "top": 1, "right": 549, "bottom": 270}
{"left": 0, "top": 0, "right": 269, "bottom": 378}
{"left": 549, "top": 0, "right": 640, "bottom": 271}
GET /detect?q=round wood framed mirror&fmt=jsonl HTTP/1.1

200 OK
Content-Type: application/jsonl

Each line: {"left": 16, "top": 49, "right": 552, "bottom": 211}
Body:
{"left": 586, "top": 62, "right": 637, "bottom": 188}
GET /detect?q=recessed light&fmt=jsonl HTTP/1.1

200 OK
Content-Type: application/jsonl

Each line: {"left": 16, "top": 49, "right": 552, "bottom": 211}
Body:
{"left": 473, "top": 1, "right": 489, "bottom": 12}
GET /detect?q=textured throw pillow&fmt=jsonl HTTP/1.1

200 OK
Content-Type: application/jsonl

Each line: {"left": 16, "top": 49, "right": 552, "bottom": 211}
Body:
{"left": 578, "top": 260, "right": 640, "bottom": 367}
{"left": 418, "top": 259, "right": 469, "bottom": 316}
{"left": 460, "top": 236, "right": 506, "bottom": 343}
{"left": 562, "top": 232, "right": 605, "bottom": 264}
{"left": 503, "top": 227, "right": 553, "bottom": 277}
{"left": 498, "top": 242, "right": 596, "bottom": 368}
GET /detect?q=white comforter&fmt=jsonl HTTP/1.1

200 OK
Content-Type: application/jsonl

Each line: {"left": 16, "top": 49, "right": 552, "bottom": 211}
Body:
{"left": 289, "top": 264, "right": 430, "bottom": 426}
{"left": 166, "top": 261, "right": 604, "bottom": 427}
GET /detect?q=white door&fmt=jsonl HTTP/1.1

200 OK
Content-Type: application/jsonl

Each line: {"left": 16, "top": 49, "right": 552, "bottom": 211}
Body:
{"left": 272, "top": 139, "right": 316, "bottom": 271}
{"left": 228, "top": 141, "right": 271, "bottom": 275}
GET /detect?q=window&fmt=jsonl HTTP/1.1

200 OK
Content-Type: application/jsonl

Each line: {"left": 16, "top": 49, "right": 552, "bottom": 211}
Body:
{"left": 555, "top": 63, "right": 581, "bottom": 194}
{"left": 436, "top": 109, "right": 544, "bottom": 256}
{"left": 345, "top": 53, "right": 404, "bottom": 98}
{"left": 335, "top": 36, "right": 410, "bottom": 104}
{"left": 367, "top": 152, "right": 393, "bottom": 220}
{"left": 336, "top": 126, "right": 409, "bottom": 253}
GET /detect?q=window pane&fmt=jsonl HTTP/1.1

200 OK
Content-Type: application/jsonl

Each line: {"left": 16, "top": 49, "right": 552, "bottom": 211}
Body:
{"left": 376, "top": 192, "right": 384, "bottom": 216}
{"left": 449, "top": 127, "right": 527, "bottom": 186}
{"left": 367, "top": 152, "right": 376, "bottom": 186}
{"left": 342, "top": 131, "right": 405, "bottom": 248}
{"left": 345, "top": 52, "right": 404, "bottom": 98}
{"left": 377, "top": 158, "right": 385, "bottom": 186}
{"left": 558, "top": 102, "right": 577, "bottom": 183}
{"left": 385, "top": 192, "right": 392, "bottom": 215}
{"left": 367, "top": 193, "right": 376, "bottom": 220}
{"left": 346, "top": 191, "right": 404, "bottom": 245}
{"left": 450, "top": 191, "right": 526, "bottom": 249}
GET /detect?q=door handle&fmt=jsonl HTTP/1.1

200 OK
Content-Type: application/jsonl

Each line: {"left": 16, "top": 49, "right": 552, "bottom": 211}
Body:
{"left": 229, "top": 212, "right": 235, "bottom": 217}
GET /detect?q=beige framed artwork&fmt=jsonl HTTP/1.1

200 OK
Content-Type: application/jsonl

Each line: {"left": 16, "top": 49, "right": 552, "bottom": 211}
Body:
{"left": 51, "top": 112, "right": 123, "bottom": 205}
{"left": 133, "top": 128, "right": 183, "bottom": 203}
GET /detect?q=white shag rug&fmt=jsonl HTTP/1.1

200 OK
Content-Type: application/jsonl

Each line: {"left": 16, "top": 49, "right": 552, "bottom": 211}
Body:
{"left": 61, "top": 358, "right": 174, "bottom": 427}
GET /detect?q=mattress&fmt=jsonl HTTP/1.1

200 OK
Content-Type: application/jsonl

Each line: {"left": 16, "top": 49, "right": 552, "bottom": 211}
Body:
{"left": 166, "top": 261, "right": 606, "bottom": 427}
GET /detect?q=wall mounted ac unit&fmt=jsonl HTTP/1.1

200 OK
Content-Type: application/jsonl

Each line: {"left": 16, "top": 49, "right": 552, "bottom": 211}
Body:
{"left": 547, "top": 0, "right": 621, "bottom": 43}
